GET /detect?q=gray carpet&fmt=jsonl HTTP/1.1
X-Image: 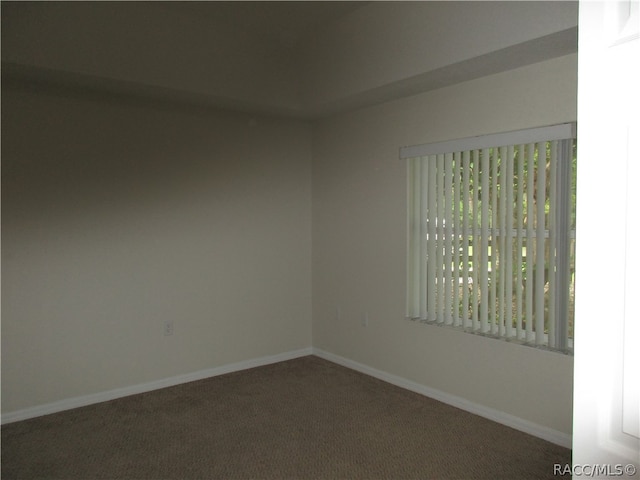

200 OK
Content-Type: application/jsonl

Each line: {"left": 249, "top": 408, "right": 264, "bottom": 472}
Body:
{"left": 1, "top": 356, "right": 570, "bottom": 479}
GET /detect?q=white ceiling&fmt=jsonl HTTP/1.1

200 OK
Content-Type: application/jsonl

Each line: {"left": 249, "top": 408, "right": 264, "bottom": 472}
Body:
{"left": 1, "top": 1, "right": 578, "bottom": 119}
{"left": 158, "top": 1, "right": 368, "bottom": 48}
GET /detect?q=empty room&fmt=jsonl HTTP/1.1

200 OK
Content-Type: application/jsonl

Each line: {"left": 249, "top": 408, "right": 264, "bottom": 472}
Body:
{"left": 2, "top": 1, "right": 638, "bottom": 479}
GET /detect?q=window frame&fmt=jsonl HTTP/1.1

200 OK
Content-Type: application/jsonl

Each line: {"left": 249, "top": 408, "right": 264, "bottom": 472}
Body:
{"left": 402, "top": 123, "right": 577, "bottom": 354}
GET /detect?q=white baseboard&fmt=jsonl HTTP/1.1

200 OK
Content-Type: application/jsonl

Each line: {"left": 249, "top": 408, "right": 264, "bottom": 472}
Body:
{"left": 1, "top": 347, "right": 313, "bottom": 425}
{"left": 312, "top": 347, "right": 572, "bottom": 449}
{"left": 2, "top": 345, "right": 573, "bottom": 449}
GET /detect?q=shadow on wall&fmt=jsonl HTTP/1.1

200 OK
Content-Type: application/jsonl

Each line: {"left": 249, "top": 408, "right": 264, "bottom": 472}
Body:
{"left": 1, "top": 78, "right": 273, "bottom": 232}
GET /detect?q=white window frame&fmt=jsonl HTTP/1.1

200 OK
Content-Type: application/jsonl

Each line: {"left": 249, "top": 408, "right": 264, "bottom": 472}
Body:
{"left": 402, "top": 123, "right": 577, "bottom": 353}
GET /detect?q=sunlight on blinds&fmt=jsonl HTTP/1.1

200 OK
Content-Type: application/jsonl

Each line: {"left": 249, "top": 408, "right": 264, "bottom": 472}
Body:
{"left": 404, "top": 124, "right": 576, "bottom": 352}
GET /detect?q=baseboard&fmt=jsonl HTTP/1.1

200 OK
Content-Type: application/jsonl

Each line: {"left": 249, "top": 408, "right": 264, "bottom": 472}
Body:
{"left": 1, "top": 347, "right": 313, "bottom": 425}
{"left": 312, "top": 348, "right": 572, "bottom": 449}
{"left": 2, "top": 345, "right": 573, "bottom": 449}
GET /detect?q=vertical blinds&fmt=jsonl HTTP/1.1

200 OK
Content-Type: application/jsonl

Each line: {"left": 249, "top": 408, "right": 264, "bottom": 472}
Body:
{"left": 403, "top": 124, "right": 576, "bottom": 351}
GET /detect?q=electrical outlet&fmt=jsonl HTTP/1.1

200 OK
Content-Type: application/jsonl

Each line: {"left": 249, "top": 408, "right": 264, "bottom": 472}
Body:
{"left": 164, "top": 320, "right": 174, "bottom": 336}
{"left": 335, "top": 306, "right": 342, "bottom": 321}
{"left": 361, "top": 312, "right": 369, "bottom": 327}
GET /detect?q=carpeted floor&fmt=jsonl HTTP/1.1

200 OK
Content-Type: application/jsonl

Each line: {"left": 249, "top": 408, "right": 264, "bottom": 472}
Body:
{"left": 1, "top": 356, "right": 571, "bottom": 479}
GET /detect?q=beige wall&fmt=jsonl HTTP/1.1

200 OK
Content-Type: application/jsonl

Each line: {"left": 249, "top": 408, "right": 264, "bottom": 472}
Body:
{"left": 1, "top": 85, "right": 312, "bottom": 413}
{"left": 311, "top": 54, "right": 577, "bottom": 435}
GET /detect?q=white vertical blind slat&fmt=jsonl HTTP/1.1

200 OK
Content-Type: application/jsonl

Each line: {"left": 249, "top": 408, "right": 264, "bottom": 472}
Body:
{"left": 407, "top": 158, "right": 421, "bottom": 318}
{"left": 419, "top": 157, "right": 429, "bottom": 319}
{"left": 480, "top": 148, "right": 490, "bottom": 333}
{"left": 555, "top": 140, "right": 573, "bottom": 350}
{"left": 436, "top": 154, "right": 445, "bottom": 323}
{"left": 525, "top": 143, "right": 536, "bottom": 341}
{"left": 490, "top": 148, "right": 499, "bottom": 334}
{"left": 406, "top": 159, "right": 413, "bottom": 317}
{"left": 444, "top": 153, "right": 454, "bottom": 325}
{"left": 427, "top": 155, "right": 438, "bottom": 322}
{"left": 498, "top": 147, "right": 507, "bottom": 337}
{"left": 406, "top": 127, "right": 574, "bottom": 352}
{"left": 548, "top": 141, "right": 558, "bottom": 348}
{"left": 515, "top": 144, "right": 525, "bottom": 340}
{"left": 471, "top": 150, "right": 480, "bottom": 331}
{"left": 452, "top": 152, "right": 462, "bottom": 326}
{"left": 504, "top": 145, "right": 515, "bottom": 339}
{"left": 535, "top": 142, "right": 547, "bottom": 345}
{"left": 461, "top": 151, "right": 471, "bottom": 328}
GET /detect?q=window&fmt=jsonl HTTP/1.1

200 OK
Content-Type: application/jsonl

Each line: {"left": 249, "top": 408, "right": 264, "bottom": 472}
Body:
{"left": 403, "top": 124, "right": 576, "bottom": 353}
